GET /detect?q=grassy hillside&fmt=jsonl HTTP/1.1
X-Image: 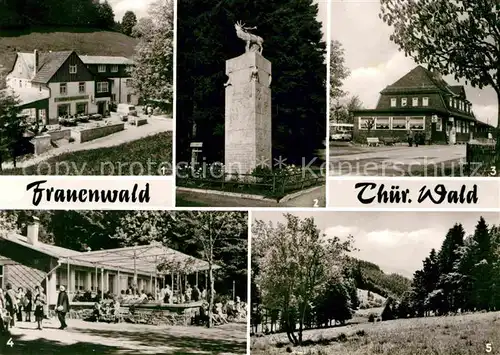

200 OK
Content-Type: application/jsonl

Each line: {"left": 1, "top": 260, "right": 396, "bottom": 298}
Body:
{"left": 353, "top": 258, "right": 412, "bottom": 299}
{"left": 0, "top": 27, "right": 138, "bottom": 70}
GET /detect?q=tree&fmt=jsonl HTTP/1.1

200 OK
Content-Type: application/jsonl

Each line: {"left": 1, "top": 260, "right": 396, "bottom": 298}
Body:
{"left": 167, "top": 211, "right": 247, "bottom": 328}
{"left": 131, "top": 0, "right": 173, "bottom": 107}
{"left": 95, "top": 0, "right": 115, "bottom": 30}
{"left": 253, "top": 214, "right": 354, "bottom": 346}
{"left": 177, "top": 0, "right": 327, "bottom": 165}
{"left": 380, "top": 0, "right": 500, "bottom": 158}
{"left": 122, "top": 10, "right": 137, "bottom": 37}
{"left": 0, "top": 66, "right": 24, "bottom": 171}
{"left": 330, "top": 40, "right": 350, "bottom": 105}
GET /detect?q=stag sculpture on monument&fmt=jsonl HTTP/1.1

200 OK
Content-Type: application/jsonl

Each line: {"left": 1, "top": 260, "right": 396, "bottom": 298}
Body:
{"left": 235, "top": 21, "right": 264, "bottom": 54}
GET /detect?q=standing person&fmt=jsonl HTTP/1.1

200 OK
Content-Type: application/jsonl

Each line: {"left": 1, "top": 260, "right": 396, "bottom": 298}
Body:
{"left": 407, "top": 129, "right": 414, "bottom": 147}
{"left": 56, "top": 286, "right": 70, "bottom": 330}
{"left": 16, "top": 287, "right": 25, "bottom": 322}
{"left": 25, "top": 289, "right": 33, "bottom": 322}
{"left": 34, "top": 287, "right": 47, "bottom": 330}
{"left": 147, "top": 105, "right": 153, "bottom": 117}
{"left": 4, "top": 284, "right": 17, "bottom": 327}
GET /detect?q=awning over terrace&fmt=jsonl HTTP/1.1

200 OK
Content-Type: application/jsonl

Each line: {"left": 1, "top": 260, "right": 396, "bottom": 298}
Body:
{"left": 67, "top": 243, "right": 220, "bottom": 275}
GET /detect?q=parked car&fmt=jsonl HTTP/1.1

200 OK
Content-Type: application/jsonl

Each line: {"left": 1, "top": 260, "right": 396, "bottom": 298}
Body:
{"left": 117, "top": 104, "right": 138, "bottom": 121}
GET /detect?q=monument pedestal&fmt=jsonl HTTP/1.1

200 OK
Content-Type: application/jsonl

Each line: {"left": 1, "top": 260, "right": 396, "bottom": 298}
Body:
{"left": 224, "top": 51, "right": 272, "bottom": 176}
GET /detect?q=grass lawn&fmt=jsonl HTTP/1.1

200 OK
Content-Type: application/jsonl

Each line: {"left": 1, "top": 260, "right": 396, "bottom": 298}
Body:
{"left": 0, "top": 27, "right": 138, "bottom": 70}
{"left": 1, "top": 132, "right": 172, "bottom": 176}
{"left": 251, "top": 311, "right": 500, "bottom": 355}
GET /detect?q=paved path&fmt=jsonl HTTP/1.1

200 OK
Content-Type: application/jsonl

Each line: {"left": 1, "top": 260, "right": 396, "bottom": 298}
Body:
{"left": 1, "top": 117, "right": 173, "bottom": 170}
{"left": 176, "top": 185, "right": 326, "bottom": 207}
{"left": 329, "top": 144, "right": 466, "bottom": 176}
{"left": 1, "top": 319, "right": 246, "bottom": 355}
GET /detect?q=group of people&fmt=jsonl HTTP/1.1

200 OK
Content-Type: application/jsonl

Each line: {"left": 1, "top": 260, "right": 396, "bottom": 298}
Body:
{"left": 406, "top": 129, "right": 425, "bottom": 147}
{"left": 0, "top": 284, "right": 70, "bottom": 332}
{"left": 159, "top": 283, "right": 205, "bottom": 304}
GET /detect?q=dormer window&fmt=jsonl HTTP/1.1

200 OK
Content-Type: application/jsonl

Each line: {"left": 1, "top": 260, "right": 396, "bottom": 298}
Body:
{"left": 422, "top": 97, "right": 429, "bottom": 107}
{"left": 401, "top": 98, "right": 407, "bottom": 107}
{"left": 111, "top": 65, "right": 119, "bottom": 73}
{"left": 98, "top": 65, "right": 106, "bottom": 73}
{"left": 412, "top": 97, "right": 418, "bottom": 106}
{"left": 449, "top": 97, "right": 453, "bottom": 107}
{"left": 390, "top": 98, "right": 397, "bottom": 107}
{"left": 69, "top": 65, "right": 77, "bottom": 74}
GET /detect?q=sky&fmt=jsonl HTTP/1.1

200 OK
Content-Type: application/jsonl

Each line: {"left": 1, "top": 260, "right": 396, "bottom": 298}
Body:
{"left": 252, "top": 211, "right": 500, "bottom": 279}
{"left": 331, "top": 0, "right": 498, "bottom": 127}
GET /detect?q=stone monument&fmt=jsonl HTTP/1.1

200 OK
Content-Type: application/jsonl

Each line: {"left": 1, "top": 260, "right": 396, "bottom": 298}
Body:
{"left": 224, "top": 21, "right": 272, "bottom": 176}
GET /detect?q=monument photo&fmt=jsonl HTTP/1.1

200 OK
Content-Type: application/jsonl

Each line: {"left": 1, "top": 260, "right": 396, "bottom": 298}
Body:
{"left": 176, "top": 1, "right": 328, "bottom": 207}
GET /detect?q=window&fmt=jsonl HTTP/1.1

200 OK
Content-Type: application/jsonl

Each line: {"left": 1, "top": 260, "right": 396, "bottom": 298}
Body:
{"left": 98, "top": 65, "right": 106, "bottom": 73}
{"left": 392, "top": 117, "right": 407, "bottom": 130}
{"left": 56, "top": 269, "right": 68, "bottom": 290}
{"left": 436, "top": 117, "right": 442, "bottom": 131}
{"left": 401, "top": 98, "right": 407, "bottom": 107}
{"left": 126, "top": 79, "right": 133, "bottom": 88}
{"left": 79, "top": 82, "right": 86, "bottom": 94}
{"left": 111, "top": 65, "right": 119, "bottom": 73}
{"left": 127, "top": 94, "right": 132, "bottom": 103}
{"left": 111, "top": 94, "right": 116, "bottom": 102}
{"left": 390, "top": 98, "right": 397, "bottom": 107}
{"left": 375, "top": 117, "right": 390, "bottom": 130}
{"left": 60, "top": 83, "right": 67, "bottom": 95}
{"left": 97, "top": 82, "right": 109, "bottom": 93}
{"left": 69, "top": 65, "right": 77, "bottom": 74}
{"left": 453, "top": 99, "right": 457, "bottom": 108}
{"left": 75, "top": 271, "right": 86, "bottom": 291}
{"left": 19, "top": 80, "right": 22, "bottom": 88}
{"left": 457, "top": 121, "right": 462, "bottom": 133}
{"left": 57, "top": 104, "right": 70, "bottom": 117}
{"left": 409, "top": 116, "right": 425, "bottom": 130}
{"left": 449, "top": 97, "right": 453, "bottom": 107}
{"left": 39, "top": 109, "right": 46, "bottom": 123}
{"left": 412, "top": 97, "right": 418, "bottom": 106}
{"left": 358, "top": 117, "right": 375, "bottom": 130}
{"left": 422, "top": 97, "right": 429, "bottom": 107}
{"left": 76, "top": 102, "right": 88, "bottom": 115}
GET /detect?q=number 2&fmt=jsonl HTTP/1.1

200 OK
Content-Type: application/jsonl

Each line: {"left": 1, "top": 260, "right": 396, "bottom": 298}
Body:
{"left": 6, "top": 338, "right": 13, "bottom": 347}
{"left": 486, "top": 343, "right": 492, "bottom": 353}
{"left": 313, "top": 199, "right": 319, "bottom": 207}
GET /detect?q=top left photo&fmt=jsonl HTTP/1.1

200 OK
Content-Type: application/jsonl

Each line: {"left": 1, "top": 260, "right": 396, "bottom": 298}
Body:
{"left": 0, "top": 0, "right": 173, "bottom": 176}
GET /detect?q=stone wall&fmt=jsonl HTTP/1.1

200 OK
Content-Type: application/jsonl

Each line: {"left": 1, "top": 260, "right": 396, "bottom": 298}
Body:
{"left": 47, "top": 129, "right": 71, "bottom": 141}
{"left": 71, "top": 123, "right": 125, "bottom": 143}
{"left": 31, "top": 135, "right": 52, "bottom": 155}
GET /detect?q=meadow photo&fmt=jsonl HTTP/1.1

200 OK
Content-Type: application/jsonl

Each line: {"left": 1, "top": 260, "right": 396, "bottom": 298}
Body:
{"left": 251, "top": 211, "right": 500, "bottom": 354}
{"left": 0, "top": 210, "right": 248, "bottom": 354}
{"left": 329, "top": 0, "right": 499, "bottom": 177}
{"left": 0, "top": 0, "right": 173, "bottom": 176}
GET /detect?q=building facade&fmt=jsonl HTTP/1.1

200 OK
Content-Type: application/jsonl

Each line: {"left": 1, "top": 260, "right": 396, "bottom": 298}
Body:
{"left": 6, "top": 50, "right": 137, "bottom": 125}
{"left": 351, "top": 65, "right": 494, "bottom": 144}
{"left": 80, "top": 55, "right": 139, "bottom": 106}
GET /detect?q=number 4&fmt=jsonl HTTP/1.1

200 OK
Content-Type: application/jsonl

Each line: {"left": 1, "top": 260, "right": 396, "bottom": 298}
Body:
{"left": 6, "top": 338, "right": 13, "bottom": 347}
{"left": 486, "top": 343, "right": 492, "bottom": 353}
{"left": 313, "top": 199, "right": 319, "bottom": 207}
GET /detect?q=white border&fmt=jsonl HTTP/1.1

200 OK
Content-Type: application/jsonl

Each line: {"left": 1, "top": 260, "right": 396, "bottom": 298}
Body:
{"left": 325, "top": 0, "right": 332, "bottom": 210}
{"left": 247, "top": 211, "right": 252, "bottom": 355}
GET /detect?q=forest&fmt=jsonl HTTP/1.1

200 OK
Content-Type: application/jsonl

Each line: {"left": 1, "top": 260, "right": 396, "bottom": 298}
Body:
{"left": 0, "top": 0, "right": 116, "bottom": 30}
{"left": 0, "top": 210, "right": 248, "bottom": 301}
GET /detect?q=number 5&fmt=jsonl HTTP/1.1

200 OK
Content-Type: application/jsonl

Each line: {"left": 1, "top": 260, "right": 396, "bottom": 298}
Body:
{"left": 486, "top": 343, "right": 492, "bottom": 353}
{"left": 313, "top": 199, "right": 319, "bottom": 207}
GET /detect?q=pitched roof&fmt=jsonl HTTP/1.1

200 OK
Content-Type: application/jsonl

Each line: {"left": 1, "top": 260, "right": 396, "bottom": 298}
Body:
{"left": 79, "top": 55, "right": 134, "bottom": 65}
{"left": 449, "top": 85, "right": 466, "bottom": 97}
{"left": 31, "top": 51, "right": 73, "bottom": 84}
{"left": 382, "top": 65, "right": 457, "bottom": 96}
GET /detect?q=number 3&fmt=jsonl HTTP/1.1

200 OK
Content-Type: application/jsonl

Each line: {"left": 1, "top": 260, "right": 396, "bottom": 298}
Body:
{"left": 313, "top": 199, "right": 319, "bottom": 207}
{"left": 486, "top": 343, "right": 492, "bottom": 353}
{"left": 490, "top": 166, "right": 497, "bottom": 176}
